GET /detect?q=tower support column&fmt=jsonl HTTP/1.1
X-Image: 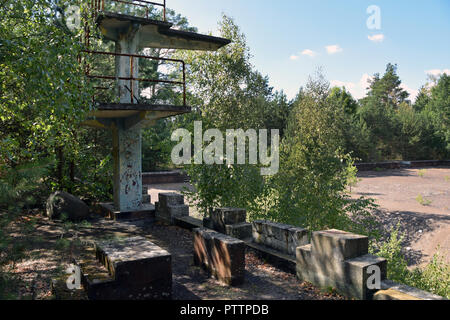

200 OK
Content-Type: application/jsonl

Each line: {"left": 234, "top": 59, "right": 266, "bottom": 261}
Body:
{"left": 112, "top": 121, "right": 143, "bottom": 212}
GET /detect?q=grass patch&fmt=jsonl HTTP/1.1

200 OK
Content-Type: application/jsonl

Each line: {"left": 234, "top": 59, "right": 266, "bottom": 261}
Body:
{"left": 418, "top": 169, "right": 427, "bottom": 178}
{"left": 416, "top": 194, "right": 432, "bottom": 206}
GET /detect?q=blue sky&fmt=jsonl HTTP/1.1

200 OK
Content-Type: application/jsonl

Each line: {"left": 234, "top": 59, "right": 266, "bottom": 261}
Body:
{"left": 168, "top": 0, "right": 450, "bottom": 101}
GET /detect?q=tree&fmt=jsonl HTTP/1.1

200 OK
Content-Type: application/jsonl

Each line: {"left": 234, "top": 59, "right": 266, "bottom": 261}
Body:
{"left": 256, "top": 72, "right": 377, "bottom": 235}
{"left": 424, "top": 73, "right": 450, "bottom": 156}
{"left": 0, "top": 0, "right": 114, "bottom": 202}
{"left": 358, "top": 64, "right": 410, "bottom": 160}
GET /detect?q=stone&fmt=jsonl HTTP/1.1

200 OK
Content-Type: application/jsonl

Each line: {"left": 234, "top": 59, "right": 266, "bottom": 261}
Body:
{"left": 46, "top": 191, "right": 90, "bottom": 221}
{"left": 225, "top": 222, "right": 252, "bottom": 240}
{"left": 211, "top": 208, "right": 247, "bottom": 233}
{"left": 193, "top": 228, "right": 245, "bottom": 286}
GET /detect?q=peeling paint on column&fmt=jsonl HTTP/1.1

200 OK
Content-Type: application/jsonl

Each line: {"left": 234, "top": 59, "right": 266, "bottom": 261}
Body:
{"left": 113, "top": 123, "right": 142, "bottom": 211}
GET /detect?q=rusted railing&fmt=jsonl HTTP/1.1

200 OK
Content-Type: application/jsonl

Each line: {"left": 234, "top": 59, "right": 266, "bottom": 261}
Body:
{"left": 89, "top": 0, "right": 166, "bottom": 21}
{"left": 84, "top": 50, "right": 186, "bottom": 106}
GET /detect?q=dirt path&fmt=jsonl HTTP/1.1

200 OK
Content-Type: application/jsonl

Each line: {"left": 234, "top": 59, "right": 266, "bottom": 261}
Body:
{"left": 352, "top": 167, "right": 450, "bottom": 266}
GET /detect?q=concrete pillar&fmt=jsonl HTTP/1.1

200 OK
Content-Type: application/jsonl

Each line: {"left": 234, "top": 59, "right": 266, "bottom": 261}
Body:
{"left": 112, "top": 122, "right": 142, "bottom": 212}
{"left": 112, "top": 26, "right": 143, "bottom": 212}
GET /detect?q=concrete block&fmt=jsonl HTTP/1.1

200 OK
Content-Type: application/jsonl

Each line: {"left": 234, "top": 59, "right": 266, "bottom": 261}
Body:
{"left": 251, "top": 221, "right": 308, "bottom": 256}
{"left": 373, "top": 280, "right": 446, "bottom": 300}
{"left": 344, "top": 254, "right": 387, "bottom": 300}
{"left": 211, "top": 208, "right": 247, "bottom": 233}
{"left": 93, "top": 236, "right": 172, "bottom": 299}
{"left": 193, "top": 228, "right": 245, "bottom": 286}
{"left": 225, "top": 222, "right": 252, "bottom": 240}
{"left": 252, "top": 220, "right": 264, "bottom": 233}
{"left": 158, "top": 193, "right": 185, "bottom": 208}
{"left": 311, "top": 229, "right": 368, "bottom": 261}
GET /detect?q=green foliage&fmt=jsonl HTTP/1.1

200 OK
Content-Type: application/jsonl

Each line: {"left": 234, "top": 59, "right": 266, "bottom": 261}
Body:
{"left": 0, "top": 160, "right": 50, "bottom": 212}
{"left": 258, "top": 72, "right": 378, "bottom": 235}
{"left": 371, "top": 226, "right": 449, "bottom": 298}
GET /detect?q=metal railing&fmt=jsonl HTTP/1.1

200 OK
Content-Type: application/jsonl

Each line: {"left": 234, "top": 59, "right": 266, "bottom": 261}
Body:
{"left": 84, "top": 50, "right": 186, "bottom": 106}
{"left": 89, "top": 0, "right": 166, "bottom": 21}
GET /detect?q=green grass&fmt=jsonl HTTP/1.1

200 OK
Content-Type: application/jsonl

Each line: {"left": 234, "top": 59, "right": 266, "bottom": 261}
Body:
{"left": 418, "top": 169, "right": 427, "bottom": 178}
{"left": 416, "top": 194, "right": 432, "bottom": 206}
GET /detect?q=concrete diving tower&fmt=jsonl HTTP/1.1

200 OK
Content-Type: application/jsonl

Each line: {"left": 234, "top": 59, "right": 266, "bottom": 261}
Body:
{"left": 84, "top": 7, "right": 230, "bottom": 215}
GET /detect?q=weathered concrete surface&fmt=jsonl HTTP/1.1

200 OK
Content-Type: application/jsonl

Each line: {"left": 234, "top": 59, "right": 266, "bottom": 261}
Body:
{"left": 211, "top": 208, "right": 247, "bottom": 234}
{"left": 252, "top": 220, "right": 308, "bottom": 256}
{"left": 226, "top": 222, "right": 252, "bottom": 240}
{"left": 155, "top": 193, "right": 189, "bottom": 225}
{"left": 97, "top": 12, "right": 230, "bottom": 51}
{"left": 296, "top": 229, "right": 387, "bottom": 300}
{"left": 193, "top": 228, "right": 245, "bottom": 286}
{"left": 112, "top": 122, "right": 143, "bottom": 212}
{"left": 78, "top": 236, "right": 172, "bottom": 300}
{"left": 373, "top": 280, "right": 445, "bottom": 300}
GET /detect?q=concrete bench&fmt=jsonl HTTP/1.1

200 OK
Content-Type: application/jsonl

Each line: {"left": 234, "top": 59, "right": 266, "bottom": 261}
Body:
{"left": 78, "top": 236, "right": 172, "bottom": 300}
{"left": 193, "top": 228, "right": 245, "bottom": 286}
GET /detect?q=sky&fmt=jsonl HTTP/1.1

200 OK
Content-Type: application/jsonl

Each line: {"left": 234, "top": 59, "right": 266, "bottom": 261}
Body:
{"left": 164, "top": 0, "right": 450, "bottom": 101}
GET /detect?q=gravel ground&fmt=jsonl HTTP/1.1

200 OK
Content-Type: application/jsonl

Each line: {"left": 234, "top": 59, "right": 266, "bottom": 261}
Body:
{"left": 3, "top": 214, "right": 343, "bottom": 300}
{"left": 352, "top": 167, "right": 450, "bottom": 266}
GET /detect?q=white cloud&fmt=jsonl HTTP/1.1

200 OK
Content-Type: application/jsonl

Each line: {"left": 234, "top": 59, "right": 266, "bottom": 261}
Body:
{"left": 400, "top": 83, "right": 419, "bottom": 101}
{"left": 331, "top": 74, "right": 418, "bottom": 101}
{"left": 301, "top": 49, "right": 317, "bottom": 58}
{"left": 290, "top": 55, "right": 299, "bottom": 61}
{"left": 425, "top": 69, "right": 450, "bottom": 77}
{"left": 368, "top": 34, "right": 385, "bottom": 43}
{"left": 325, "top": 45, "right": 343, "bottom": 54}
{"left": 331, "top": 74, "right": 373, "bottom": 100}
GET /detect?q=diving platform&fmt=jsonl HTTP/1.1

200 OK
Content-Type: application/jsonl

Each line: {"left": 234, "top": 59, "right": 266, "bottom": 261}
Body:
{"left": 96, "top": 11, "right": 231, "bottom": 51}
{"left": 82, "top": 0, "right": 230, "bottom": 213}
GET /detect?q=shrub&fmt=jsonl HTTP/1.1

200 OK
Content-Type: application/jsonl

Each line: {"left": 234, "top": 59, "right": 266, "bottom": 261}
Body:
{"left": 371, "top": 226, "right": 449, "bottom": 298}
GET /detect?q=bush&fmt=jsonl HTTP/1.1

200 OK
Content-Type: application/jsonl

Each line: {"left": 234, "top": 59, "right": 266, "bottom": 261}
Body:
{"left": 371, "top": 226, "right": 450, "bottom": 298}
